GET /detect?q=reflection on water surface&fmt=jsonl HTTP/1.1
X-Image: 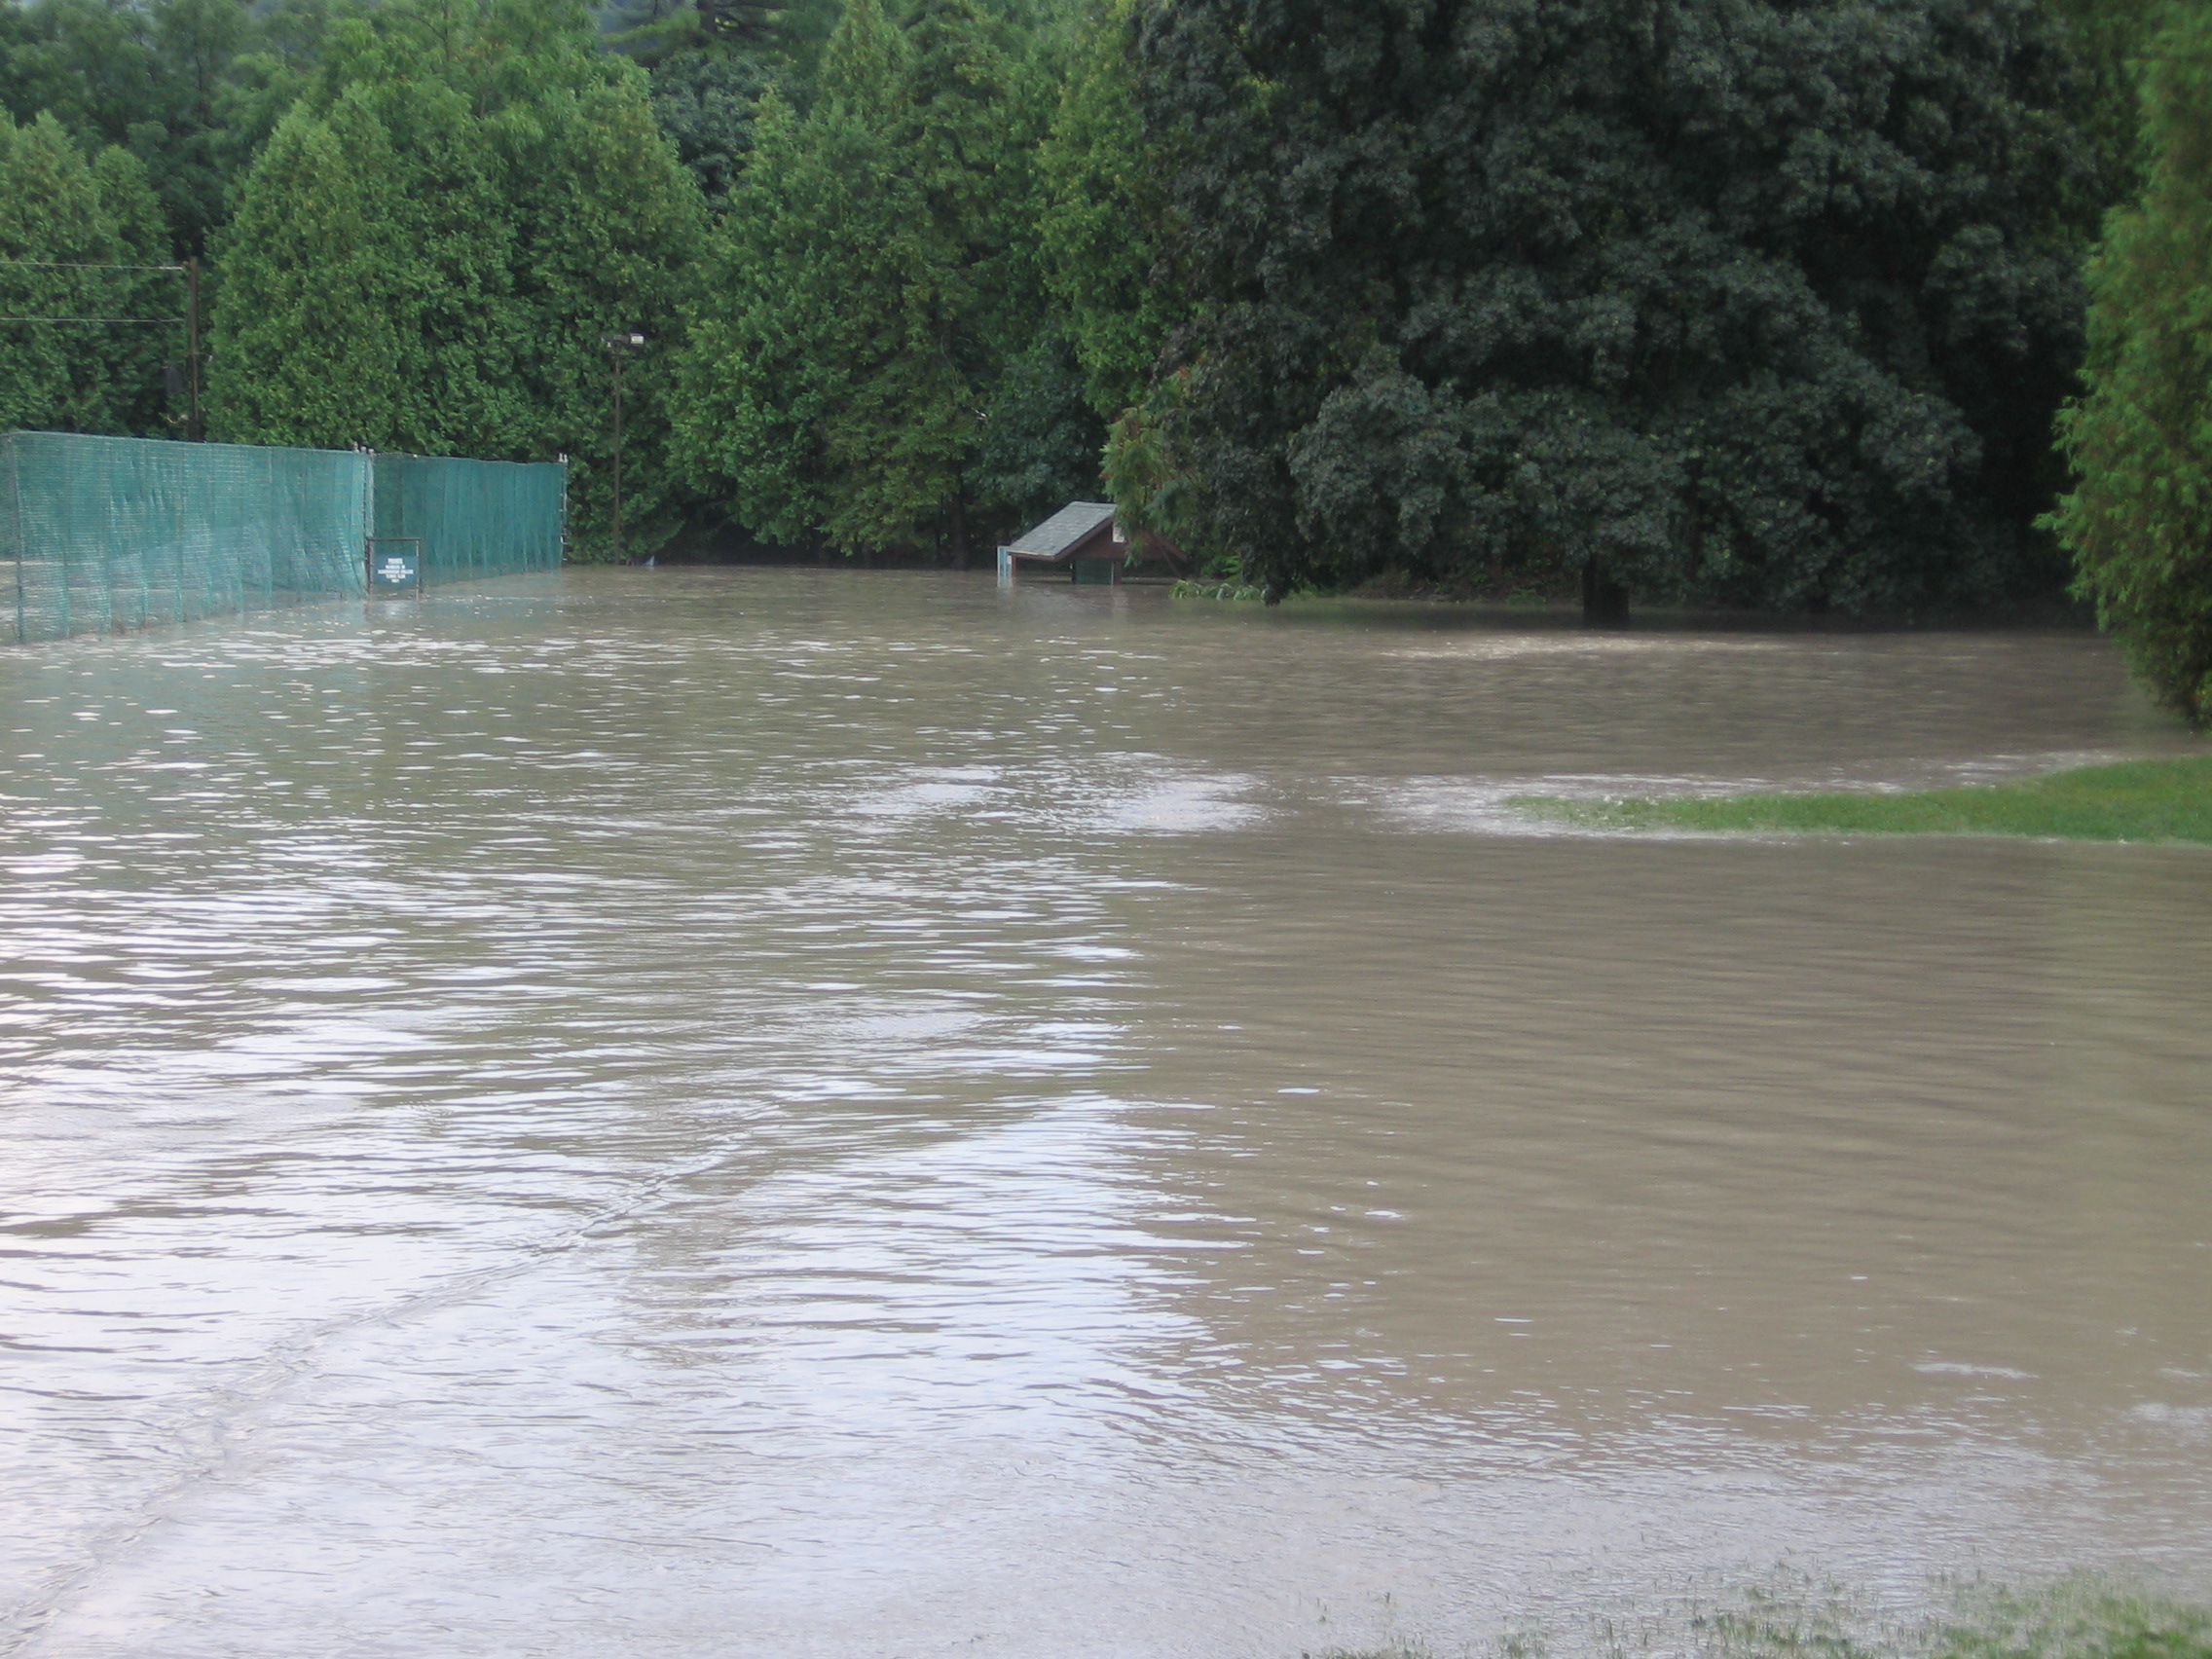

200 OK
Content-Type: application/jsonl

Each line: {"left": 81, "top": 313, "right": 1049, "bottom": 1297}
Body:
{"left": 1, "top": 570, "right": 2207, "bottom": 1658}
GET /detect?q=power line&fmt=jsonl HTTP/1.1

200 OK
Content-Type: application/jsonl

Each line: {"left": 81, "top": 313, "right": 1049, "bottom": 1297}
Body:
{"left": 0, "top": 259, "right": 186, "bottom": 273}
{"left": 0, "top": 315, "right": 179, "bottom": 324}
{"left": 0, "top": 253, "right": 205, "bottom": 439}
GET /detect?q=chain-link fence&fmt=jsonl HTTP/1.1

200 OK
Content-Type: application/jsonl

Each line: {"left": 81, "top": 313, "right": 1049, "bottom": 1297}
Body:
{"left": 371, "top": 452, "right": 567, "bottom": 586}
{"left": 2, "top": 430, "right": 368, "bottom": 644}
{"left": 4, "top": 432, "right": 570, "bottom": 645}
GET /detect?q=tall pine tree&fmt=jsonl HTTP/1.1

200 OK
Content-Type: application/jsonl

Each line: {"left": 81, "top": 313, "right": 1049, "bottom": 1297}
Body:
{"left": 1037, "top": 0, "right": 1175, "bottom": 425}
{"left": 495, "top": 76, "right": 707, "bottom": 557}
{"left": 673, "top": 1, "right": 917, "bottom": 550}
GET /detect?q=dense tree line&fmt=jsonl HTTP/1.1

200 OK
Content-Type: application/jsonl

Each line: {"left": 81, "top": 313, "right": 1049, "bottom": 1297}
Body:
{"left": 0, "top": 0, "right": 2207, "bottom": 708}
{"left": 673, "top": 0, "right": 1092, "bottom": 561}
{"left": 0, "top": 109, "right": 169, "bottom": 433}
{"left": 205, "top": 2, "right": 707, "bottom": 553}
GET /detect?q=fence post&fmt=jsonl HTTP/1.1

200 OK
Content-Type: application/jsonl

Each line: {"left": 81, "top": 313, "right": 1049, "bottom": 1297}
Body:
{"left": 7, "top": 435, "right": 23, "bottom": 645}
{"left": 361, "top": 448, "right": 376, "bottom": 596}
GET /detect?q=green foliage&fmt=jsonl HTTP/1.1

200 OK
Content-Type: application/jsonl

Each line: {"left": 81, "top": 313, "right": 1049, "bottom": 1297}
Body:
{"left": 1036, "top": 0, "right": 1178, "bottom": 424}
{"left": 2048, "top": 2, "right": 2212, "bottom": 719}
{"left": 971, "top": 322, "right": 1099, "bottom": 525}
{"left": 0, "top": 0, "right": 2160, "bottom": 593}
{"left": 0, "top": 110, "right": 181, "bottom": 435}
{"left": 671, "top": 22, "right": 912, "bottom": 551}
{"left": 1131, "top": 0, "right": 2111, "bottom": 607}
{"left": 205, "top": 100, "right": 404, "bottom": 447}
{"left": 1516, "top": 754, "right": 2212, "bottom": 843}
{"left": 1472, "top": 1577, "right": 2210, "bottom": 1659}
{"left": 604, "top": 0, "right": 778, "bottom": 64}
{"left": 206, "top": 0, "right": 704, "bottom": 556}
{"left": 1101, "top": 380, "right": 1198, "bottom": 551}
{"left": 91, "top": 141, "right": 180, "bottom": 435}
{"left": 1169, "top": 578, "right": 1263, "bottom": 602}
{"left": 2037, "top": 0, "right": 2166, "bottom": 211}
{"left": 648, "top": 47, "right": 779, "bottom": 200}
{"left": 496, "top": 75, "right": 707, "bottom": 556}
{"left": 674, "top": 0, "right": 1073, "bottom": 559}
{"left": 1931, "top": 1585, "right": 2212, "bottom": 1659}
{"left": 829, "top": 0, "right": 1017, "bottom": 554}
{"left": 0, "top": 0, "right": 259, "bottom": 256}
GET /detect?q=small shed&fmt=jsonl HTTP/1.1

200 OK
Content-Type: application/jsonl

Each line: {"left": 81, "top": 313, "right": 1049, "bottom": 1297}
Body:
{"left": 998, "top": 500, "right": 1126, "bottom": 585}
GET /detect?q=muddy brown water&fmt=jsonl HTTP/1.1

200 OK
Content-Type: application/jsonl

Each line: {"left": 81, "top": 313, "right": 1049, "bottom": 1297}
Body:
{"left": 2, "top": 569, "right": 2207, "bottom": 1658}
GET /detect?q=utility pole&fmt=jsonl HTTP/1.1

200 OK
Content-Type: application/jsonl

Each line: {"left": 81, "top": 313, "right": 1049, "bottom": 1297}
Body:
{"left": 600, "top": 331, "right": 645, "bottom": 563}
{"left": 185, "top": 257, "right": 202, "bottom": 442}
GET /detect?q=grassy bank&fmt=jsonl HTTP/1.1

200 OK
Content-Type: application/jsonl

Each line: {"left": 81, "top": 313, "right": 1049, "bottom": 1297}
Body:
{"left": 1513, "top": 755, "right": 2212, "bottom": 845}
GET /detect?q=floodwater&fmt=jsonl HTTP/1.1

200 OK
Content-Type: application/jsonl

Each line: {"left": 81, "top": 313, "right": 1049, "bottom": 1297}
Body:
{"left": 2, "top": 569, "right": 2208, "bottom": 1659}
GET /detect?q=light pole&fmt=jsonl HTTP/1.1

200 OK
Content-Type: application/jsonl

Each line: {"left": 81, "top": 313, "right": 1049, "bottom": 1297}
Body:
{"left": 600, "top": 331, "right": 645, "bottom": 563}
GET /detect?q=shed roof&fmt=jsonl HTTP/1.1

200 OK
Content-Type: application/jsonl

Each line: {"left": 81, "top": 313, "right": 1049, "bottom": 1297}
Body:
{"left": 1007, "top": 500, "right": 1117, "bottom": 560}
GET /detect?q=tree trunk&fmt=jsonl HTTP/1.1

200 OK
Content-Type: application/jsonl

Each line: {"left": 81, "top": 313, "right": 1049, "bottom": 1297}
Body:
{"left": 1582, "top": 557, "right": 1629, "bottom": 626}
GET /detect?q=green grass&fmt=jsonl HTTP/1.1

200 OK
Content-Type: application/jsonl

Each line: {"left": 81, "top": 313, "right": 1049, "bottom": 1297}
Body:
{"left": 1930, "top": 1584, "right": 2212, "bottom": 1659}
{"left": 1170, "top": 578, "right": 1270, "bottom": 602}
{"left": 1303, "top": 1577, "right": 2212, "bottom": 1659}
{"left": 1513, "top": 754, "right": 2212, "bottom": 845}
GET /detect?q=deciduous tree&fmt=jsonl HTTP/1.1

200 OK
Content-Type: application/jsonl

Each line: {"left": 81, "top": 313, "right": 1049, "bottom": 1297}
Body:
{"left": 2048, "top": 2, "right": 2212, "bottom": 719}
{"left": 1132, "top": 0, "right": 2107, "bottom": 610}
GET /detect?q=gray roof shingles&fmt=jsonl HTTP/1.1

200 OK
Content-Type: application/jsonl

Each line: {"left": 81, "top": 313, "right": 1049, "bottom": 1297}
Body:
{"left": 1006, "top": 500, "right": 1116, "bottom": 560}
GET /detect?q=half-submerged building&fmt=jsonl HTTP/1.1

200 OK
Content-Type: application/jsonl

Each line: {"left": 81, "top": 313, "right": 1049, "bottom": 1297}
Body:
{"left": 997, "top": 501, "right": 1126, "bottom": 585}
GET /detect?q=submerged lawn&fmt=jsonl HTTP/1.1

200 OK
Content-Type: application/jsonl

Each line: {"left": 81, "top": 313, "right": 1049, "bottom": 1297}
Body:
{"left": 1515, "top": 754, "right": 2212, "bottom": 844}
{"left": 1318, "top": 1578, "right": 2212, "bottom": 1659}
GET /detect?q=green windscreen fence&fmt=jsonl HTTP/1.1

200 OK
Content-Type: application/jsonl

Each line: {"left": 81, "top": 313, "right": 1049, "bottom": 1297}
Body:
{"left": 3, "top": 430, "right": 369, "bottom": 645}
{"left": 3, "top": 431, "right": 569, "bottom": 645}
{"left": 371, "top": 452, "right": 567, "bottom": 585}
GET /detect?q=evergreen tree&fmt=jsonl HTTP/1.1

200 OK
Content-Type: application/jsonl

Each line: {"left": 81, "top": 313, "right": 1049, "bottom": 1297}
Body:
{"left": 649, "top": 48, "right": 780, "bottom": 202}
{"left": 2039, "top": 0, "right": 2164, "bottom": 208}
{"left": 672, "top": 87, "right": 846, "bottom": 544}
{"left": 677, "top": 0, "right": 1076, "bottom": 557}
{"left": 0, "top": 0, "right": 259, "bottom": 257}
{"left": 92, "top": 141, "right": 178, "bottom": 435}
{"left": 0, "top": 0, "right": 161, "bottom": 147}
{"left": 2048, "top": 3, "right": 2212, "bottom": 719}
{"left": 1037, "top": 0, "right": 1176, "bottom": 424}
{"left": 971, "top": 321, "right": 1101, "bottom": 528}
{"left": 1131, "top": 0, "right": 2108, "bottom": 609}
{"left": 370, "top": 75, "right": 530, "bottom": 460}
{"left": 205, "top": 99, "right": 404, "bottom": 447}
{"left": 139, "top": 0, "right": 253, "bottom": 254}
{"left": 495, "top": 74, "right": 707, "bottom": 556}
{"left": 207, "top": 0, "right": 704, "bottom": 554}
{"left": 830, "top": 0, "right": 1032, "bottom": 560}
{"left": 675, "top": 0, "right": 915, "bottom": 550}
